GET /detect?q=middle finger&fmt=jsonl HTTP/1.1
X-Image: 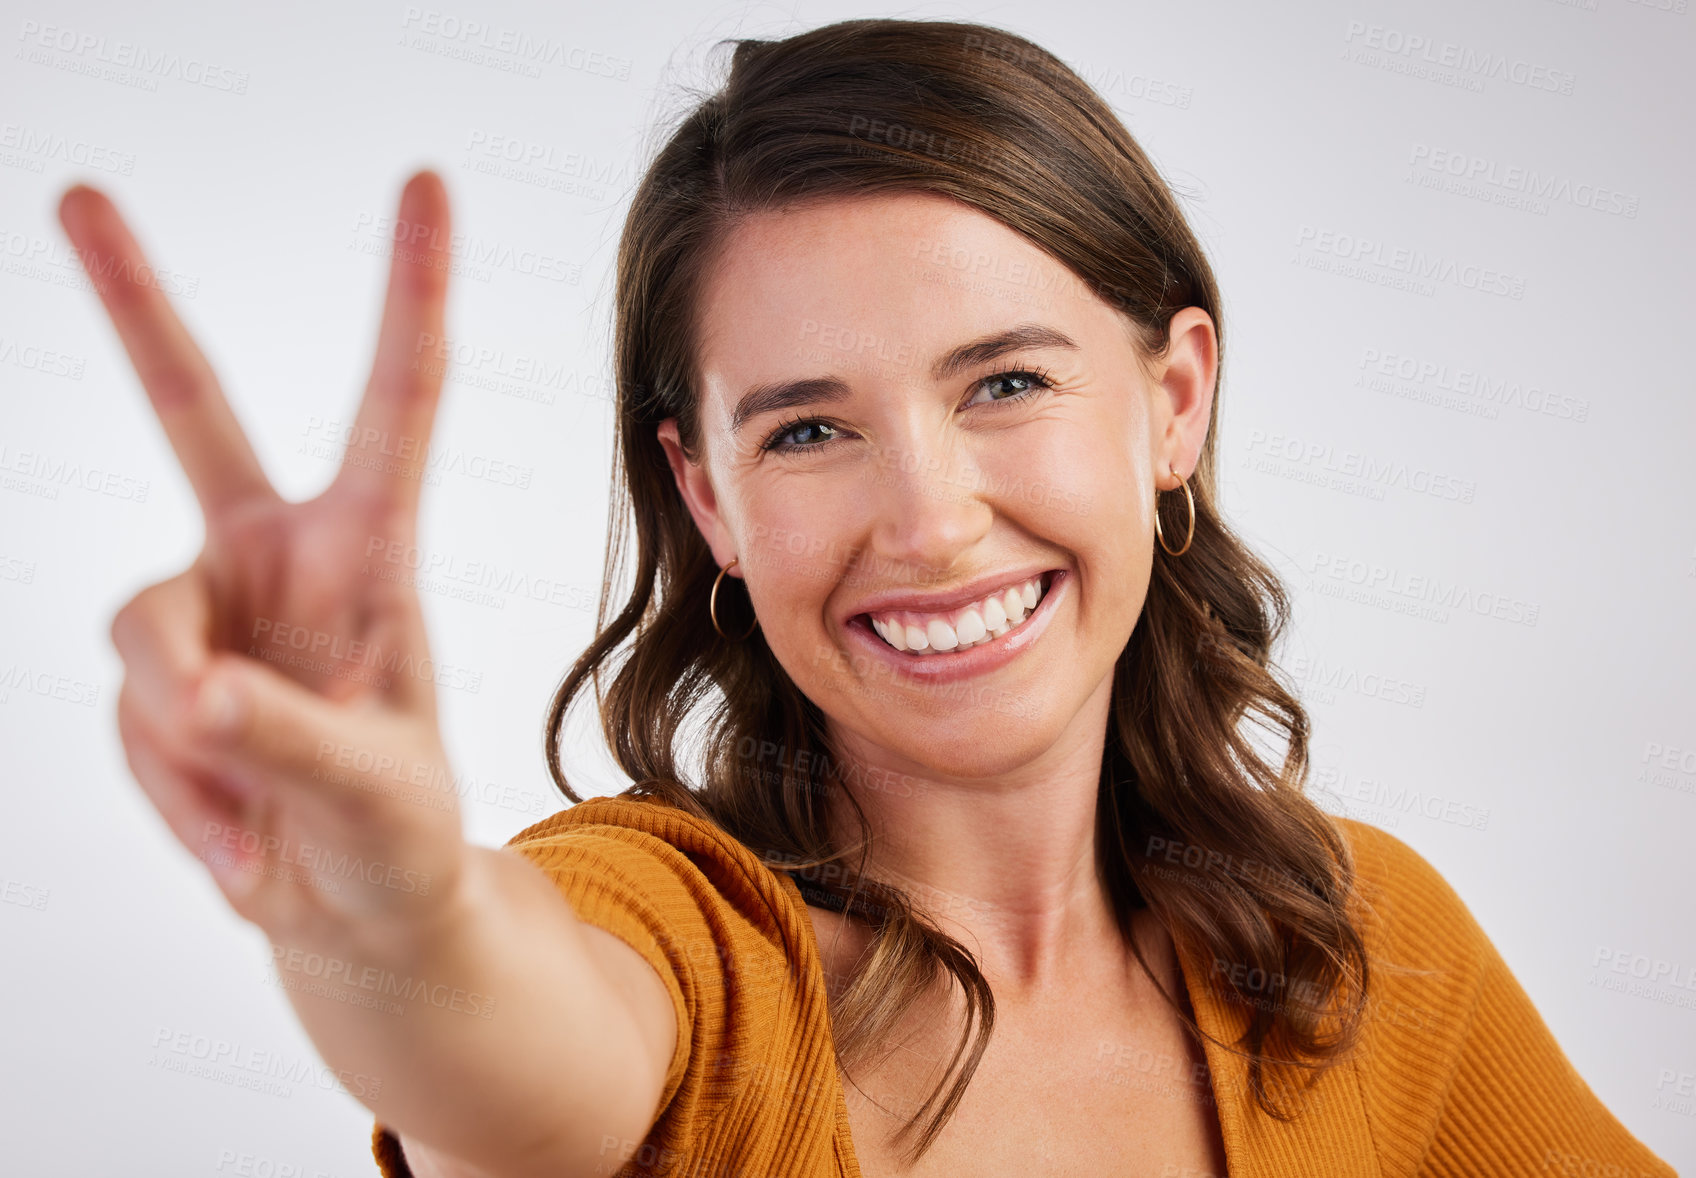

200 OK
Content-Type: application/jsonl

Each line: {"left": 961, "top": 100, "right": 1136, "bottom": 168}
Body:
{"left": 330, "top": 170, "right": 454, "bottom": 520}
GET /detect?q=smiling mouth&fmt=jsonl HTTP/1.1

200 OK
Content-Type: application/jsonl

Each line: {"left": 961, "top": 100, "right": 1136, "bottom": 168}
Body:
{"left": 855, "top": 570, "right": 1060, "bottom": 655}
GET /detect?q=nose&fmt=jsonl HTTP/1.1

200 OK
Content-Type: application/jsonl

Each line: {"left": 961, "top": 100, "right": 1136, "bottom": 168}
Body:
{"left": 860, "top": 430, "right": 992, "bottom": 585}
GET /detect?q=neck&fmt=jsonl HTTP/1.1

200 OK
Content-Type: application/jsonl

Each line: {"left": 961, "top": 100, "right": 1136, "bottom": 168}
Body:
{"left": 819, "top": 672, "right": 1126, "bottom": 1002}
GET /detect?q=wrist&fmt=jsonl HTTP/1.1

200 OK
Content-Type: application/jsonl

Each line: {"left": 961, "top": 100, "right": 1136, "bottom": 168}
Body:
{"left": 275, "top": 840, "right": 486, "bottom": 977}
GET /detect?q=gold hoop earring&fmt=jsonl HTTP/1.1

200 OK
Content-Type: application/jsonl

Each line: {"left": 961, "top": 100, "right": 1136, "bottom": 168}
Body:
{"left": 710, "top": 556, "right": 760, "bottom": 641}
{"left": 1155, "top": 466, "right": 1195, "bottom": 557}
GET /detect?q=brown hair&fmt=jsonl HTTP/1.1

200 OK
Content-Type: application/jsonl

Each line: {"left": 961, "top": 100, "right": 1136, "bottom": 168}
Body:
{"left": 544, "top": 16, "right": 1369, "bottom": 1162}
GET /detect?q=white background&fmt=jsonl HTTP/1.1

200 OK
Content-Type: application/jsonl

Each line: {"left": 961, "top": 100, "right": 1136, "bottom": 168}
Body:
{"left": 1, "top": 0, "right": 1692, "bottom": 1173}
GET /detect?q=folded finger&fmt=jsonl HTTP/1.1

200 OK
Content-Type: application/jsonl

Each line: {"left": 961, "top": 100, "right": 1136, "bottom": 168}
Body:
{"left": 187, "top": 652, "right": 451, "bottom": 817}
{"left": 117, "top": 686, "right": 265, "bottom": 909}
{"left": 109, "top": 567, "right": 211, "bottom": 739}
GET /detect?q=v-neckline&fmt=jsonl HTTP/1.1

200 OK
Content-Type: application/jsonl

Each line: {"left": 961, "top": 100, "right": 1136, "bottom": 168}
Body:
{"left": 770, "top": 867, "right": 1268, "bottom": 1178}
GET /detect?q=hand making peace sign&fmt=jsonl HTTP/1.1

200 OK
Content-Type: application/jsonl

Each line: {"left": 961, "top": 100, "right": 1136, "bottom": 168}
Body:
{"left": 62, "top": 171, "right": 471, "bottom": 955}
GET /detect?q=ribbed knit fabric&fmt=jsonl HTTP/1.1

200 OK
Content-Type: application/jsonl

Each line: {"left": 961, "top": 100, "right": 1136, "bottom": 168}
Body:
{"left": 369, "top": 795, "right": 1676, "bottom": 1177}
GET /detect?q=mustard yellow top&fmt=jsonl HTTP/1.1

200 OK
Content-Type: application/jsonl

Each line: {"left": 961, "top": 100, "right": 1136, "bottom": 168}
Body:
{"left": 370, "top": 794, "right": 1676, "bottom": 1177}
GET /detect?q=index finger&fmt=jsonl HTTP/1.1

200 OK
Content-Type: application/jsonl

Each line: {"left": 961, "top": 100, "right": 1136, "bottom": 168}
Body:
{"left": 329, "top": 170, "right": 453, "bottom": 520}
{"left": 56, "top": 184, "right": 275, "bottom": 515}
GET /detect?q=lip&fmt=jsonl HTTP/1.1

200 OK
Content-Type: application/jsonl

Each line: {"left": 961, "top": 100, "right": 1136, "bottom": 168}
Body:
{"left": 841, "top": 564, "right": 1061, "bottom": 626}
{"left": 842, "top": 569, "right": 1067, "bottom": 686}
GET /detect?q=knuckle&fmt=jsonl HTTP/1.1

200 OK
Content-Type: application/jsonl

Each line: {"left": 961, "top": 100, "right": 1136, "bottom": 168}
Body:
{"left": 189, "top": 664, "right": 251, "bottom": 747}
{"left": 111, "top": 576, "right": 176, "bottom": 652}
{"left": 394, "top": 245, "right": 446, "bottom": 299}
{"left": 115, "top": 678, "right": 142, "bottom": 733}
{"left": 116, "top": 675, "right": 179, "bottom": 752}
{"left": 109, "top": 595, "right": 145, "bottom": 652}
{"left": 217, "top": 881, "right": 267, "bottom": 925}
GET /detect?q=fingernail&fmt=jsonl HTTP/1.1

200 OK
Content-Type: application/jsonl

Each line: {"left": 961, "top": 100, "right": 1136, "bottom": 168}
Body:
{"left": 193, "top": 675, "right": 245, "bottom": 736}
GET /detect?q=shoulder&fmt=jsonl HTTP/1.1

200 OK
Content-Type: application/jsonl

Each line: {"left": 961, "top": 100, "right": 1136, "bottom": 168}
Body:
{"left": 1305, "top": 818, "right": 1477, "bottom": 1131}
{"left": 1328, "top": 814, "right": 1492, "bottom": 973}
{"left": 503, "top": 791, "right": 809, "bottom": 974}
{"left": 1329, "top": 812, "right": 1457, "bottom": 901}
{"left": 503, "top": 792, "right": 823, "bottom": 1128}
{"left": 508, "top": 791, "right": 753, "bottom": 865}
{"left": 1325, "top": 820, "right": 1678, "bottom": 1175}
{"left": 1322, "top": 815, "right": 1503, "bottom": 1079}
{"left": 1324, "top": 817, "right": 1517, "bottom": 1133}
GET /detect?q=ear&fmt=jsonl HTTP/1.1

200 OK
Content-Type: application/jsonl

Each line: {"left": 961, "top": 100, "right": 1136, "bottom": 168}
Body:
{"left": 656, "top": 418, "right": 740, "bottom": 574}
{"left": 1149, "top": 306, "right": 1217, "bottom": 489}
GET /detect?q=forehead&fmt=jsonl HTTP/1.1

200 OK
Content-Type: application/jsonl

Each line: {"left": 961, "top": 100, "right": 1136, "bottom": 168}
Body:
{"left": 694, "top": 191, "right": 1111, "bottom": 397}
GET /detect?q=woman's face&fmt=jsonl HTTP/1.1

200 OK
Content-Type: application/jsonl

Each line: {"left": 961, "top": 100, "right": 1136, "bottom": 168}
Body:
{"left": 658, "top": 191, "right": 1215, "bottom": 783}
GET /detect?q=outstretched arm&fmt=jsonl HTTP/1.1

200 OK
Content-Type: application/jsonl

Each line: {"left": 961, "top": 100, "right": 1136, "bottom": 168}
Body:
{"left": 309, "top": 842, "right": 678, "bottom": 1178}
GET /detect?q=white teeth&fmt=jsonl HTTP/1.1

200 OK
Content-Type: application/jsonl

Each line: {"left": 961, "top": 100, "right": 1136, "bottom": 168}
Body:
{"left": 1002, "top": 587, "right": 1026, "bottom": 624}
{"left": 955, "top": 608, "right": 987, "bottom": 645}
{"left": 864, "top": 574, "right": 1050, "bottom": 656}
{"left": 926, "top": 619, "right": 959, "bottom": 651}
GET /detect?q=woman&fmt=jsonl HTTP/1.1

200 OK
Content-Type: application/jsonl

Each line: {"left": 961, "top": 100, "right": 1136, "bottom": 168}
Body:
{"left": 74, "top": 17, "right": 1674, "bottom": 1178}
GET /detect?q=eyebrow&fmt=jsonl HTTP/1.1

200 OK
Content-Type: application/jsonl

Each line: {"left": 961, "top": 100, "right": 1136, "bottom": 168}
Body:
{"left": 728, "top": 322, "right": 1081, "bottom": 435}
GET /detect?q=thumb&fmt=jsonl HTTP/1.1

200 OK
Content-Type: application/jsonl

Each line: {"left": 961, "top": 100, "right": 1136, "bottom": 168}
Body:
{"left": 184, "top": 654, "right": 449, "bottom": 813}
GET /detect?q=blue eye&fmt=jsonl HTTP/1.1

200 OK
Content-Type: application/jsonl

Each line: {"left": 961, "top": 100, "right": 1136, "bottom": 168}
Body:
{"left": 760, "top": 417, "right": 841, "bottom": 451}
{"left": 966, "top": 367, "right": 1056, "bottom": 407}
{"left": 756, "top": 365, "right": 1058, "bottom": 454}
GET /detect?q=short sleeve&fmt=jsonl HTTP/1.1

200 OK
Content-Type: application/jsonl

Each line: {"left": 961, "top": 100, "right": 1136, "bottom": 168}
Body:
{"left": 499, "top": 821, "right": 712, "bottom": 1112}
{"left": 1340, "top": 820, "right": 1677, "bottom": 1178}
{"left": 369, "top": 799, "right": 792, "bottom": 1177}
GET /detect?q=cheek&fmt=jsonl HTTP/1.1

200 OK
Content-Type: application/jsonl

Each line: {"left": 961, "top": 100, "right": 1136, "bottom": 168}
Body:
{"left": 974, "top": 421, "right": 1154, "bottom": 637}
{"left": 735, "top": 472, "right": 836, "bottom": 571}
{"left": 734, "top": 485, "right": 849, "bottom": 642}
{"left": 971, "top": 417, "right": 1149, "bottom": 539}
